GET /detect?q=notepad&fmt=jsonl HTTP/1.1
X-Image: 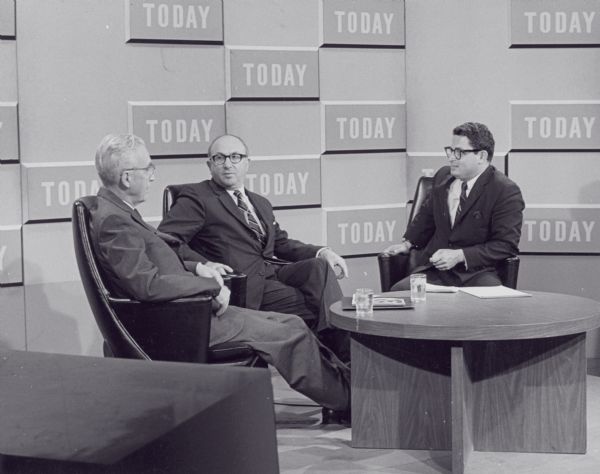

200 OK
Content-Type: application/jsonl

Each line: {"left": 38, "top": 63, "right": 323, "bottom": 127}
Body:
{"left": 341, "top": 296, "right": 414, "bottom": 310}
{"left": 459, "top": 285, "right": 531, "bottom": 299}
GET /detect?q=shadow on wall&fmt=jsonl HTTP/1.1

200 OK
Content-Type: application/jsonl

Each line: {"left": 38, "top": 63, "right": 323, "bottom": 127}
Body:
{"left": 23, "top": 261, "right": 87, "bottom": 355}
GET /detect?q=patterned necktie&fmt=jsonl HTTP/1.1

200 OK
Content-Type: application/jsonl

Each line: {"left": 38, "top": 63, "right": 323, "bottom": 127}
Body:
{"left": 454, "top": 181, "right": 469, "bottom": 223}
{"left": 234, "top": 190, "right": 266, "bottom": 245}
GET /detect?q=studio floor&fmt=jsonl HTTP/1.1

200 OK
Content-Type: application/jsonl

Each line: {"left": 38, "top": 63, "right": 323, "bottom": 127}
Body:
{"left": 272, "top": 366, "right": 600, "bottom": 474}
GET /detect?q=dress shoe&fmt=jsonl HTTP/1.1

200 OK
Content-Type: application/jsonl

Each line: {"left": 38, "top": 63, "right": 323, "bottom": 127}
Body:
{"left": 321, "top": 407, "right": 351, "bottom": 426}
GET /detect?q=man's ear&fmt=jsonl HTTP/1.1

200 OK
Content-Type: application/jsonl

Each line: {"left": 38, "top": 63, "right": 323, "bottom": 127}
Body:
{"left": 479, "top": 150, "right": 488, "bottom": 162}
{"left": 120, "top": 170, "right": 131, "bottom": 189}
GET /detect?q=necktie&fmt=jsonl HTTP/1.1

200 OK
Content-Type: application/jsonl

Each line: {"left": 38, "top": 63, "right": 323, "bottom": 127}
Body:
{"left": 234, "top": 190, "right": 266, "bottom": 245}
{"left": 454, "top": 181, "right": 468, "bottom": 223}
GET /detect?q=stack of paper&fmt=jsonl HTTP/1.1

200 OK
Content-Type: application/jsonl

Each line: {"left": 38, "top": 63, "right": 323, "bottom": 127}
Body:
{"left": 459, "top": 286, "right": 531, "bottom": 299}
{"left": 426, "top": 283, "right": 458, "bottom": 293}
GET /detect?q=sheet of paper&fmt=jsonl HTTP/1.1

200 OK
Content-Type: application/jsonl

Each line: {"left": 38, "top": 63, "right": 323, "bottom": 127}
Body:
{"left": 459, "top": 285, "right": 531, "bottom": 299}
{"left": 426, "top": 283, "right": 458, "bottom": 293}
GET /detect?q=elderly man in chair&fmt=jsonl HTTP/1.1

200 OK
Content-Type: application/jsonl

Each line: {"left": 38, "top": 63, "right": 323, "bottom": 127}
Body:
{"left": 89, "top": 133, "right": 350, "bottom": 424}
{"left": 159, "top": 134, "right": 350, "bottom": 362}
{"left": 384, "top": 122, "right": 524, "bottom": 290}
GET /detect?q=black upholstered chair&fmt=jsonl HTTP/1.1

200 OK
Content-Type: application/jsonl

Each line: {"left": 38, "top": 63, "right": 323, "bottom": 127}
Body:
{"left": 73, "top": 196, "right": 261, "bottom": 365}
{"left": 377, "top": 176, "right": 520, "bottom": 292}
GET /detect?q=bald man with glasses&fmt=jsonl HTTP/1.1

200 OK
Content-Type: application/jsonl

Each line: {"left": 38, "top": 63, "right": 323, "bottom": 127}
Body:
{"left": 384, "top": 122, "right": 525, "bottom": 290}
{"left": 159, "top": 134, "right": 351, "bottom": 362}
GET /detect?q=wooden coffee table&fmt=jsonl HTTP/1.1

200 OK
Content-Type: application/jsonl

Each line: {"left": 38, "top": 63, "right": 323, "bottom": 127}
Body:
{"left": 330, "top": 290, "right": 600, "bottom": 474}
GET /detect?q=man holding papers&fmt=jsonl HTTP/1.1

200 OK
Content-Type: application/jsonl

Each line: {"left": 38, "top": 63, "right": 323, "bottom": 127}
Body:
{"left": 384, "top": 122, "right": 524, "bottom": 290}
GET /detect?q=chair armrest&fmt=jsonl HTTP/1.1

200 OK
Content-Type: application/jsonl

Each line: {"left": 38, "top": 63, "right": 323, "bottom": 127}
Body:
{"left": 497, "top": 256, "right": 520, "bottom": 289}
{"left": 377, "top": 252, "right": 410, "bottom": 292}
{"left": 110, "top": 295, "right": 214, "bottom": 363}
{"left": 223, "top": 273, "right": 247, "bottom": 308}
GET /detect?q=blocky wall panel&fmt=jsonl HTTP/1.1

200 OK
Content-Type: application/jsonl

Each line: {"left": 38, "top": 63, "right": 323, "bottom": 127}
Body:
{"left": 510, "top": 0, "right": 600, "bottom": 47}
{"left": 0, "top": 0, "right": 15, "bottom": 39}
{"left": 0, "top": 1, "right": 20, "bottom": 291}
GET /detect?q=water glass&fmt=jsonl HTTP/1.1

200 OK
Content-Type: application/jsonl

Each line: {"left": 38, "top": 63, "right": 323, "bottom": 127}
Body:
{"left": 354, "top": 288, "right": 374, "bottom": 317}
{"left": 410, "top": 274, "right": 427, "bottom": 303}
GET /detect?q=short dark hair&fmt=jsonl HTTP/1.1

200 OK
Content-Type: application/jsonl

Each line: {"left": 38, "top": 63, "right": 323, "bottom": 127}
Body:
{"left": 452, "top": 122, "right": 495, "bottom": 162}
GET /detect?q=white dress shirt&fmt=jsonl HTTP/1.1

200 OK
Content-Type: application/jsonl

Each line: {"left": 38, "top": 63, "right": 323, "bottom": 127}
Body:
{"left": 448, "top": 169, "right": 486, "bottom": 227}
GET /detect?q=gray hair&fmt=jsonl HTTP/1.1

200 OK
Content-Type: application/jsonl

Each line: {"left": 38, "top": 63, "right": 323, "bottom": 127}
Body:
{"left": 95, "top": 134, "right": 146, "bottom": 186}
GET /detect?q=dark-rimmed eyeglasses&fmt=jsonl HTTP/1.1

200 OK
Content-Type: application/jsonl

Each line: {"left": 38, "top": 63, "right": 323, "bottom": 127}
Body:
{"left": 444, "top": 147, "right": 482, "bottom": 161}
{"left": 210, "top": 153, "right": 247, "bottom": 165}
{"left": 122, "top": 162, "right": 156, "bottom": 178}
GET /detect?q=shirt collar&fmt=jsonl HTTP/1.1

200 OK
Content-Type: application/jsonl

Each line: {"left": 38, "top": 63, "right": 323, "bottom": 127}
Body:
{"left": 226, "top": 186, "right": 247, "bottom": 200}
{"left": 462, "top": 166, "right": 487, "bottom": 193}
{"left": 120, "top": 197, "right": 136, "bottom": 210}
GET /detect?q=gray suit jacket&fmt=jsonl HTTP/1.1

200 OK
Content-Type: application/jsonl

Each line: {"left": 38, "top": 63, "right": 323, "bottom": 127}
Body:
{"left": 90, "top": 187, "right": 244, "bottom": 345}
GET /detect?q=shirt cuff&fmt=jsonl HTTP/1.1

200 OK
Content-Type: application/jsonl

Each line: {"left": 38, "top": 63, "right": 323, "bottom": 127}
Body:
{"left": 316, "top": 247, "right": 330, "bottom": 258}
{"left": 460, "top": 249, "right": 467, "bottom": 269}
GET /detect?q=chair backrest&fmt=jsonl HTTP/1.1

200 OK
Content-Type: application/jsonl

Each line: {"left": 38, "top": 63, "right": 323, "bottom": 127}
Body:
{"left": 163, "top": 184, "right": 191, "bottom": 218}
{"left": 408, "top": 176, "right": 434, "bottom": 223}
{"left": 72, "top": 197, "right": 149, "bottom": 360}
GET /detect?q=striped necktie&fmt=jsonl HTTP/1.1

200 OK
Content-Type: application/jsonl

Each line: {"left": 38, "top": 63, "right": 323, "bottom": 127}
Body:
{"left": 454, "top": 181, "right": 469, "bottom": 224}
{"left": 234, "top": 190, "right": 266, "bottom": 245}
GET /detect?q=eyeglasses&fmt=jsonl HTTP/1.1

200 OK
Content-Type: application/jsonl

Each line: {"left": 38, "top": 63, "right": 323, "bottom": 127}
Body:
{"left": 122, "top": 162, "right": 156, "bottom": 178}
{"left": 444, "top": 147, "right": 481, "bottom": 161}
{"left": 210, "top": 153, "right": 247, "bottom": 165}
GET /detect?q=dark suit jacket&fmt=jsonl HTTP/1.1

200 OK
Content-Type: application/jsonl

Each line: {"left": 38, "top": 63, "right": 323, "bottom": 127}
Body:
{"left": 158, "top": 179, "right": 321, "bottom": 308}
{"left": 404, "top": 165, "right": 524, "bottom": 284}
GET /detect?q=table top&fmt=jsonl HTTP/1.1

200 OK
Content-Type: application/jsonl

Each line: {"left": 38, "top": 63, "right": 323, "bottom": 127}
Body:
{"left": 330, "top": 290, "right": 600, "bottom": 341}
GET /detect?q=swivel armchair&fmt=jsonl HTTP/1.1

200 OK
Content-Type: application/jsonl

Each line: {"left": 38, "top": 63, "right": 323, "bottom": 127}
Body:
{"left": 73, "top": 197, "right": 260, "bottom": 365}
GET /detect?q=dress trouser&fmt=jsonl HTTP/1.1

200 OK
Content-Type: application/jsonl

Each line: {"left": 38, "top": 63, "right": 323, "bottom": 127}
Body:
{"left": 258, "top": 258, "right": 351, "bottom": 362}
{"left": 211, "top": 305, "right": 350, "bottom": 411}
{"left": 391, "top": 266, "right": 502, "bottom": 291}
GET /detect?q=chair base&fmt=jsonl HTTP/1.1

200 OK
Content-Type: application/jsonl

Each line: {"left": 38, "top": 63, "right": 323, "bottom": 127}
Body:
{"left": 321, "top": 407, "right": 351, "bottom": 426}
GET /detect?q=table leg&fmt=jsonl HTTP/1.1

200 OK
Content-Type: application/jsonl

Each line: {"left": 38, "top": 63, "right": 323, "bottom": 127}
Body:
{"left": 465, "top": 333, "right": 586, "bottom": 454}
{"left": 351, "top": 334, "right": 452, "bottom": 449}
{"left": 451, "top": 345, "right": 473, "bottom": 474}
{"left": 351, "top": 332, "right": 587, "bottom": 473}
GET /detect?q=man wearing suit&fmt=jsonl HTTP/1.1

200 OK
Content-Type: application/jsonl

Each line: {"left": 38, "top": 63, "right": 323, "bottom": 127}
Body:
{"left": 158, "top": 134, "right": 350, "bottom": 360}
{"left": 384, "top": 122, "right": 524, "bottom": 289}
{"left": 90, "top": 133, "right": 350, "bottom": 419}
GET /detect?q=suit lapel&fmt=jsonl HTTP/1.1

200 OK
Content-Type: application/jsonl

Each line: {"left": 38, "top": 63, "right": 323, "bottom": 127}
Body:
{"left": 453, "top": 166, "right": 494, "bottom": 228}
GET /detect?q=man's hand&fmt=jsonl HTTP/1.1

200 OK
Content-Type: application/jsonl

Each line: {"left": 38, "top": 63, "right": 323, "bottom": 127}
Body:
{"left": 383, "top": 241, "right": 412, "bottom": 255}
{"left": 318, "top": 248, "right": 349, "bottom": 279}
{"left": 195, "top": 262, "right": 224, "bottom": 287}
{"left": 205, "top": 261, "right": 234, "bottom": 276}
{"left": 214, "top": 285, "right": 231, "bottom": 317}
{"left": 429, "top": 249, "right": 465, "bottom": 271}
